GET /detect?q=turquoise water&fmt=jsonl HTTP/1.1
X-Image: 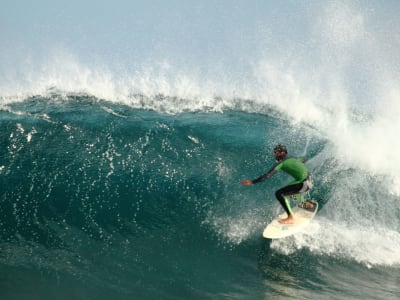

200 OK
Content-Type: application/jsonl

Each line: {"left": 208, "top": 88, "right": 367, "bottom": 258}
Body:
{"left": 0, "top": 97, "right": 399, "bottom": 299}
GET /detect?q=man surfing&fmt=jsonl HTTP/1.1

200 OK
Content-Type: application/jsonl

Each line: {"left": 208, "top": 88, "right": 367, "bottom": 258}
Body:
{"left": 241, "top": 144, "right": 315, "bottom": 224}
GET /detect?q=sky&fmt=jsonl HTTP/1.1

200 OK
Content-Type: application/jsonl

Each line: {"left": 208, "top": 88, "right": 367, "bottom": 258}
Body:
{"left": 1, "top": 0, "right": 400, "bottom": 106}
{"left": 1, "top": 1, "right": 313, "bottom": 65}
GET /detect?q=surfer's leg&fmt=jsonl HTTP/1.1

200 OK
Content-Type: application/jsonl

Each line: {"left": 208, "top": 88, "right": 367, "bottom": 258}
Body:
{"left": 275, "top": 190, "right": 292, "bottom": 216}
{"left": 275, "top": 183, "right": 303, "bottom": 224}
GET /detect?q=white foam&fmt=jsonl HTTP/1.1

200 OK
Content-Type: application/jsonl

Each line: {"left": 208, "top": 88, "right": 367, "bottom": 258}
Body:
{"left": 271, "top": 217, "right": 400, "bottom": 267}
{"left": 203, "top": 208, "right": 265, "bottom": 245}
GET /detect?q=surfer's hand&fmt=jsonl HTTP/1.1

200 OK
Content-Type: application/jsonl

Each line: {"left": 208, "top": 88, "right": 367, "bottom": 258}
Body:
{"left": 241, "top": 179, "right": 253, "bottom": 186}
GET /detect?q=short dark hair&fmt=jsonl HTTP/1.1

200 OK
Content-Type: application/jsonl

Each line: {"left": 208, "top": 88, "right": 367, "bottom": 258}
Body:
{"left": 274, "top": 144, "right": 287, "bottom": 153}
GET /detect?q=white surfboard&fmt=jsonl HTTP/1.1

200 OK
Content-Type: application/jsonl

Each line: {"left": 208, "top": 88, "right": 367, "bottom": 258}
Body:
{"left": 263, "top": 201, "right": 318, "bottom": 239}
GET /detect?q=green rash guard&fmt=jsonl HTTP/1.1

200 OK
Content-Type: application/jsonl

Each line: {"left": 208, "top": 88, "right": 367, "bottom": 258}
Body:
{"left": 251, "top": 157, "right": 308, "bottom": 185}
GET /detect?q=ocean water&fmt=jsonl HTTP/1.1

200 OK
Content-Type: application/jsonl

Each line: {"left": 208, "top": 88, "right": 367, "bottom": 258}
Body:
{"left": 1, "top": 1, "right": 400, "bottom": 299}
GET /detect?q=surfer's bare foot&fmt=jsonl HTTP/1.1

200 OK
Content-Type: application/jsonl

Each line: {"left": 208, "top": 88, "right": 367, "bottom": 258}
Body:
{"left": 305, "top": 201, "right": 315, "bottom": 209}
{"left": 279, "top": 215, "right": 295, "bottom": 224}
{"left": 304, "top": 201, "right": 316, "bottom": 211}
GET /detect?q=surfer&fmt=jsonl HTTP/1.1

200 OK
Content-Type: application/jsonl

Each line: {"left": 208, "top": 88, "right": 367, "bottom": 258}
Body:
{"left": 241, "top": 144, "right": 314, "bottom": 224}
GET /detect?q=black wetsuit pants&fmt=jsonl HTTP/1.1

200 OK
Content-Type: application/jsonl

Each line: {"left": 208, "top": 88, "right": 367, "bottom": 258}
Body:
{"left": 275, "top": 182, "right": 304, "bottom": 215}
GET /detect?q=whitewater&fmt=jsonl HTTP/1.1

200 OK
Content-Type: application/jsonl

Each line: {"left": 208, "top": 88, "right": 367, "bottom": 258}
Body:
{"left": 1, "top": 1, "right": 400, "bottom": 299}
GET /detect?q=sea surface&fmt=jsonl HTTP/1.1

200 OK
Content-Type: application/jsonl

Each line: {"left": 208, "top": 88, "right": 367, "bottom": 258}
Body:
{"left": 0, "top": 96, "right": 399, "bottom": 300}
{"left": 1, "top": 1, "right": 400, "bottom": 299}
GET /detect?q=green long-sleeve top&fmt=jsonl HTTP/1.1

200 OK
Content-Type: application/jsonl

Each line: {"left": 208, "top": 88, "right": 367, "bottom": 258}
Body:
{"left": 251, "top": 157, "right": 308, "bottom": 185}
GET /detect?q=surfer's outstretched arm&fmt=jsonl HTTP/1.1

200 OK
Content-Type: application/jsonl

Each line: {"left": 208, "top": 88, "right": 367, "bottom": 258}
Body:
{"left": 251, "top": 168, "right": 277, "bottom": 184}
{"left": 241, "top": 165, "right": 277, "bottom": 185}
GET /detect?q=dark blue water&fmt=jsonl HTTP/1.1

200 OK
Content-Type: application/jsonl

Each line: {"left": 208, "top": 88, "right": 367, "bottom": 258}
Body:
{"left": 0, "top": 96, "right": 399, "bottom": 299}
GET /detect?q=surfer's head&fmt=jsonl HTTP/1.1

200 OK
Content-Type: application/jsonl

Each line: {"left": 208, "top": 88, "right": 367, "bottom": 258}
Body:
{"left": 274, "top": 144, "right": 287, "bottom": 161}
